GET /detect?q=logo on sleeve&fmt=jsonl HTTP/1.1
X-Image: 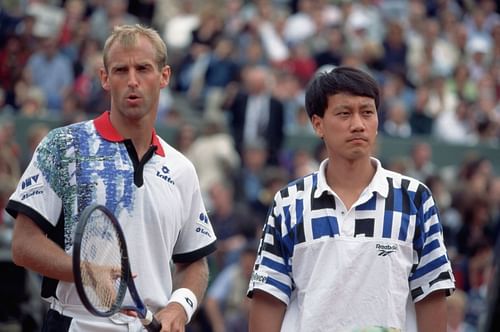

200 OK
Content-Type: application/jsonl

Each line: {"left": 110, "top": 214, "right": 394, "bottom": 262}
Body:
{"left": 20, "top": 174, "right": 44, "bottom": 199}
{"left": 21, "top": 174, "right": 42, "bottom": 190}
{"left": 196, "top": 212, "right": 212, "bottom": 237}
{"left": 197, "top": 212, "right": 209, "bottom": 225}
{"left": 251, "top": 271, "right": 268, "bottom": 284}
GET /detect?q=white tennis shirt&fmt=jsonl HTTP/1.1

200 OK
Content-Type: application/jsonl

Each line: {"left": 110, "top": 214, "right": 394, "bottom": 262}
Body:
{"left": 7, "top": 112, "right": 216, "bottom": 330}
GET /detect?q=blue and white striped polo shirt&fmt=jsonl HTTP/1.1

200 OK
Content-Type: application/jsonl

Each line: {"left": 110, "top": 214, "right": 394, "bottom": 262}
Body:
{"left": 248, "top": 157, "right": 454, "bottom": 332}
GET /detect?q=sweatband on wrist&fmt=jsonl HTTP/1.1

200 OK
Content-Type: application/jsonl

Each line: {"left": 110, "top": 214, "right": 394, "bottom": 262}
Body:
{"left": 168, "top": 288, "right": 198, "bottom": 323}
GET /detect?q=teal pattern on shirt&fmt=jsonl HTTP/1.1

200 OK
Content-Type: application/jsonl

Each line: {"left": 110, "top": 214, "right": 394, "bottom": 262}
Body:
{"left": 35, "top": 120, "right": 136, "bottom": 251}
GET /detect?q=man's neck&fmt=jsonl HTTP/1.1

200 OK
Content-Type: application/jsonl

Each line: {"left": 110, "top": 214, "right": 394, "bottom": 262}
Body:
{"left": 325, "top": 157, "right": 376, "bottom": 209}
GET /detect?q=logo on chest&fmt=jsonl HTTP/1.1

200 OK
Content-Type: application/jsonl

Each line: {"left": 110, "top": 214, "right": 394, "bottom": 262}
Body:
{"left": 156, "top": 165, "right": 175, "bottom": 185}
{"left": 376, "top": 243, "right": 397, "bottom": 256}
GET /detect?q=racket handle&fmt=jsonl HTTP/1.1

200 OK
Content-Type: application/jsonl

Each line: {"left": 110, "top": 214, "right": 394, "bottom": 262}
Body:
{"left": 140, "top": 310, "right": 161, "bottom": 332}
{"left": 144, "top": 316, "right": 161, "bottom": 332}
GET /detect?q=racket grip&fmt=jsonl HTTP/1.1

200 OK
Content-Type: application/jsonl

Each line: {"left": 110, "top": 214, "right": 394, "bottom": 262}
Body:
{"left": 144, "top": 316, "right": 161, "bottom": 332}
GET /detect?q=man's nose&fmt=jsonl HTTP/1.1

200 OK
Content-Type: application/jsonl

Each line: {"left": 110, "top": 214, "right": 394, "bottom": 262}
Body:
{"left": 350, "top": 112, "right": 365, "bottom": 131}
{"left": 127, "top": 70, "right": 139, "bottom": 87}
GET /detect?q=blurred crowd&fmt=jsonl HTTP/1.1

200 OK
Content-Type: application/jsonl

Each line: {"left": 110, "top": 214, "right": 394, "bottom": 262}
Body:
{"left": 0, "top": 0, "right": 500, "bottom": 331}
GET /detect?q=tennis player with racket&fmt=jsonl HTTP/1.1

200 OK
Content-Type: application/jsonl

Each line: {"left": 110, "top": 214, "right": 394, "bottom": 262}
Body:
{"left": 7, "top": 24, "right": 216, "bottom": 331}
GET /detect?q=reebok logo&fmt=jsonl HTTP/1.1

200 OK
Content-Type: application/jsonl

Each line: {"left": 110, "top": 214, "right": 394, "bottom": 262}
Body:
{"left": 376, "top": 243, "right": 397, "bottom": 256}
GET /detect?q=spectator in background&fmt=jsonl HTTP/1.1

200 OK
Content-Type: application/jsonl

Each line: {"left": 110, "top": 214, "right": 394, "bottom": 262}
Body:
{"left": 272, "top": 70, "right": 306, "bottom": 136}
{"left": 0, "top": 88, "right": 15, "bottom": 115}
{"left": 381, "top": 99, "right": 412, "bottom": 138}
{"left": 190, "top": 5, "right": 223, "bottom": 51}
{"left": 313, "top": 25, "right": 344, "bottom": 69}
{"left": 488, "top": 176, "right": 500, "bottom": 224}
{"left": 89, "top": 0, "right": 139, "bottom": 47}
{"left": 462, "top": 242, "right": 494, "bottom": 330}
{"left": 446, "top": 64, "right": 478, "bottom": 103}
{"left": 465, "top": 35, "right": 493, "bottom": 81}
{"left": 18, "top": 87, "right": 48, "bottom": 118}
{"left": 276, "top": 41, "right": 317, "bottom": 88}
{"left": 456, "top": 194, "right": 496, "bottom": 259}
{"left": 0, "top": 120, "right": 20, "bottom": 182}
{"left": 233, "top": 140, "right": 269, "bottom": 208}
{"left": 192, "top": 35, "right": 240, "bottom": 114}
{"left": 73, "top": 51, "right": 110, "bottom": 116}
{"left": 407, "top": 16, "right": 459, "bottom": 81}
{"left": 227, "top": 65, "right": 285, "bottom": 166}
{"left": 433, "top": 98, "right": 477, "bottom": 145}
{"left": 409, "top": 85, "right": 434, "bottom": 135}
{"left": 161, "top": 0, "right": 200, "bottom": 60}
{"left": 446, "top": 289, "right": 476, "bottom": 332}
{"left": 15, "top": 13, "right": 40, "bottom": 55}
{"left": 381, "top": 19, "right": 408, "bottom": 75}
{"left": 458, "top": 156, "right": 494, "bottom": 196}
{"left": 405, "top": 141, "right": 436, "bottom": 183}
{"left": 58, "top": 0, "right": 87, "bottom": 52}
{"left": 173, "top": 122, "right": 197, "bottom": 155}
{"left": 25, "top": 35, "right": 74, "bottom": 113}
{"left": 204, "top": 240, "right": 258, "bottom": 332}
{"left": 425, "top": 73, "right": 459, "bottom": 121}
{"left": 207, "top": 180, "right": 257, "bottom": 272}
{"left": 186, "top": 117, "right": 240, "bottom": 198}
{"left": 0, "top": 34, "right": 31, "bottom": 108}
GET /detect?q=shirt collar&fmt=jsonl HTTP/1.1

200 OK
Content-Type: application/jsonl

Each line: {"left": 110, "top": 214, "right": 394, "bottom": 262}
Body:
{"left": 93, "top": 111, "right": 165, "bottom": 157}
{"left": 314, "top": 157, "right": 389, "bottom": 199}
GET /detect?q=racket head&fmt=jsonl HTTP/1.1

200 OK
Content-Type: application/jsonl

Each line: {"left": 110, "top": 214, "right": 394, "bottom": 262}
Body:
{"left": 73, "top": 204, "right": 130, "bottom": 317}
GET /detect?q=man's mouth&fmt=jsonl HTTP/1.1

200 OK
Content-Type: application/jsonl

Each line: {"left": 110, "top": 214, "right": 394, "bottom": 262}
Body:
{"left": 348, "top": 136, "right": 367, "bottom": 142}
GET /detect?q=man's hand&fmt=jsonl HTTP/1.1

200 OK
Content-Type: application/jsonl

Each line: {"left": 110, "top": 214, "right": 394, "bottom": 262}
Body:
{"left": 81, "top": 261, "right": 121, "bottom": 307}
{"left": 155, "top": 302, "right": 188, "bottom": 332}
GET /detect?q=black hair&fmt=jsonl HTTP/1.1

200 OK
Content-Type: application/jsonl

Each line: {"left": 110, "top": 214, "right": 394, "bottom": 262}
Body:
{"left": 304, "top": 66, "right": 380, "bottom": 119}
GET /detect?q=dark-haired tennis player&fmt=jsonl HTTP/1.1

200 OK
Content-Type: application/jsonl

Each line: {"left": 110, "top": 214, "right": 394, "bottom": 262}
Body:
{"left": 7, "top": 24, "right": 216, "bottom": 332}
{"left": 247, "top": 66, "right": 455, "bottom": 332}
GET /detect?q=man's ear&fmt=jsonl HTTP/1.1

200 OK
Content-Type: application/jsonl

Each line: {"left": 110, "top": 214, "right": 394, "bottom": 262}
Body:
{"left": 160, "top": 65, "right": 171, "bottom": 88}
{"left": 311, "top": 114, "right": 324, "bottom": 139}
{"left": 100, "top": 67, "right": 110, "bottom": 91}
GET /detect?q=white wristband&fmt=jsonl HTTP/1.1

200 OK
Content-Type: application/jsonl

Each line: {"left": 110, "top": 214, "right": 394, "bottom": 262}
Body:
{"left": 168, "top": 288, "right": 198, "bottom": 323}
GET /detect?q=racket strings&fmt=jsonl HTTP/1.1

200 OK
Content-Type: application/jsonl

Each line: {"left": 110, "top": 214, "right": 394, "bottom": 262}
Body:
{"left": 79, "top": 210, "right": 125, "bottom": 312}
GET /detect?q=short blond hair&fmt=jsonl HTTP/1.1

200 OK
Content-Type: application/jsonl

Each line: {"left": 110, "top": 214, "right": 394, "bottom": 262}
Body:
{"left": 102, "top": 24, "right": 167, "bottom": 71}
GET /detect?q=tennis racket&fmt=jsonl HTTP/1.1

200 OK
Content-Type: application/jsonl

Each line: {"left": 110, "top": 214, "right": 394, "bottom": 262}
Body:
{"left": 73, "top": 203, "right": 161, "bottom": 332}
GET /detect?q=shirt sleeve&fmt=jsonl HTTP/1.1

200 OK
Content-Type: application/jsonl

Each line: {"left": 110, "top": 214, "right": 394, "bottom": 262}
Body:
{"left": 247, "top": 194, "right": 293, "bottom": 305}
{"left": 6, "top": 131, "right": 63, "bottom": 233}
{"left": 172, "top": 162, "right": 216, "bottom": 263}
{"left": 409, "top": 186, "right": 455, "bottom": 302}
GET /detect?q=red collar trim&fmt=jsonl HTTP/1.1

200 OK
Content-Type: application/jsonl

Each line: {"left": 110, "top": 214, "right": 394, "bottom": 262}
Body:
{"left": 93, "top": 111, "right": 165, "bottom": 157}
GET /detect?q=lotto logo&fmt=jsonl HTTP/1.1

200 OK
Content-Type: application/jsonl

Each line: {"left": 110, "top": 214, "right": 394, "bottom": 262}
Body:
{"left": 156, "top": 165, "right": 175, "bottom": 184}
